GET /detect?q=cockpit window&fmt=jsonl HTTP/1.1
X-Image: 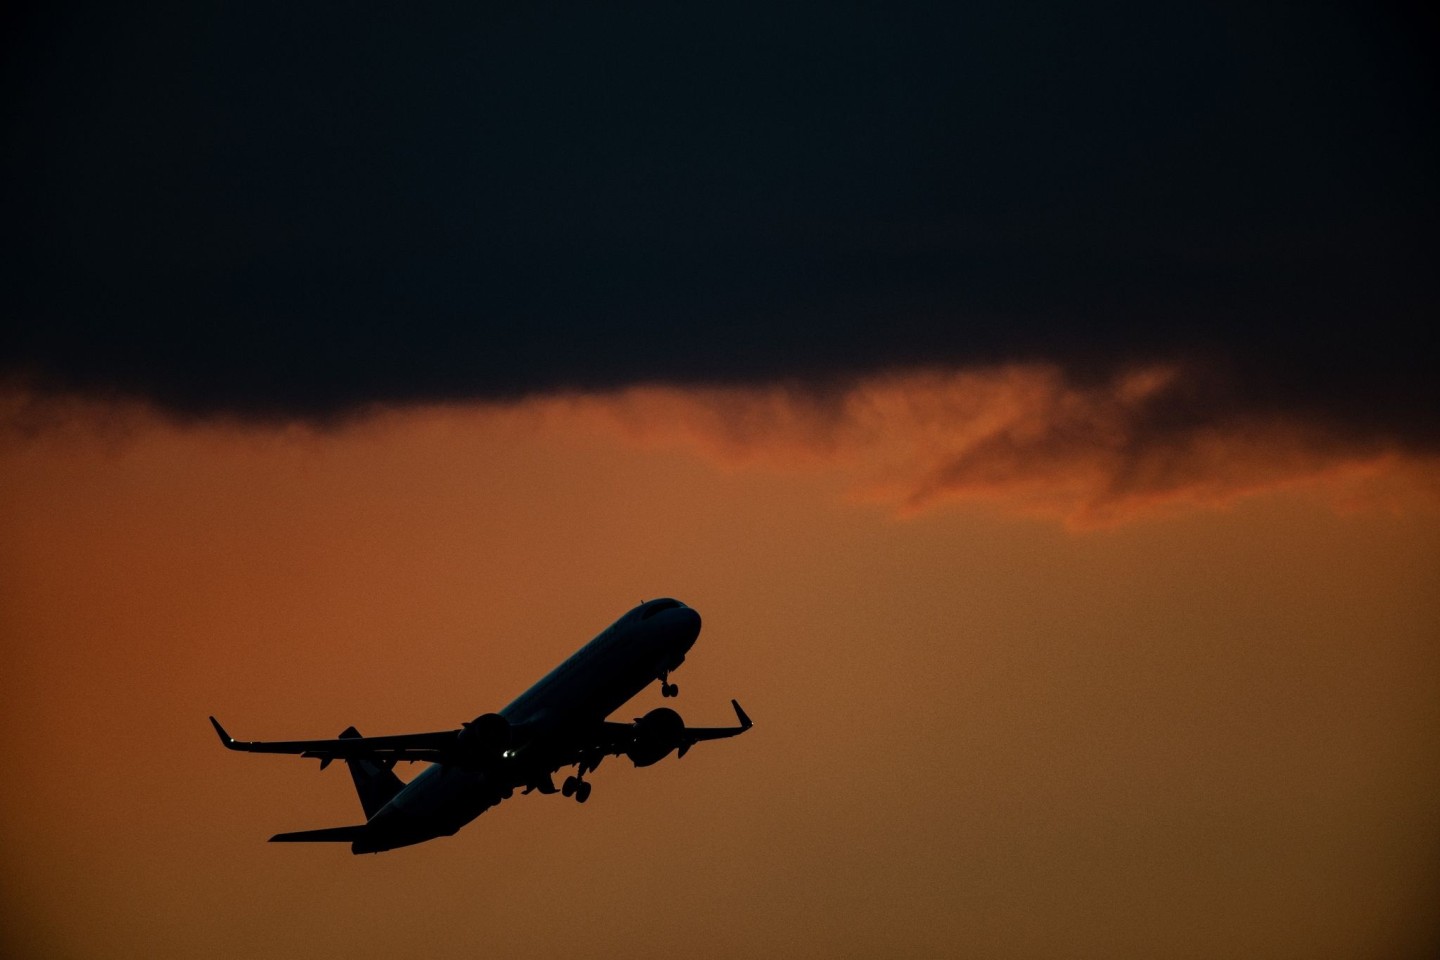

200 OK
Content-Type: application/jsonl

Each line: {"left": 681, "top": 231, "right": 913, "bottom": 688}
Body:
{"left": 640, "top": 598, "right": 682, "bottom": 620}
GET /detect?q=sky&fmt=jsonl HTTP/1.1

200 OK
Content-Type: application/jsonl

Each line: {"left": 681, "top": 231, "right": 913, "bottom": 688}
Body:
{"left": 3, "top": 3, "right": 1438, "bottom": 959}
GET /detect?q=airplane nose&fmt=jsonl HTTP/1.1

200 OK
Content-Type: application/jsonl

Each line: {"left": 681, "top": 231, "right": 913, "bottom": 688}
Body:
{"left": 678, "top": 606, "right": 702, "bottom": 643}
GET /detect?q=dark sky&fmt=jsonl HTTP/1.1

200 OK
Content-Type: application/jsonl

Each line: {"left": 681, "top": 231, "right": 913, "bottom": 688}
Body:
{"left": 4, "top": 2, "right": 1436, "bottom": 440}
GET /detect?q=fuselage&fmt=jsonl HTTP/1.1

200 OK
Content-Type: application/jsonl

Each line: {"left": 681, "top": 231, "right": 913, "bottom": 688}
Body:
{"left": 357, "top": 598, "right": 701, "bottom": 851}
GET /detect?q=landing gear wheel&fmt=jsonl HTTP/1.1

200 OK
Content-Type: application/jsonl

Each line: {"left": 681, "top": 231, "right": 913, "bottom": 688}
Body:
{"left": 561, "top": 776, "right": 578, "bottom": 798}
{"left": 661, "top": 682, "right": 679, "bottom": 698}
{"left": 575, "top": 781, "right": 592, "bottom": 803}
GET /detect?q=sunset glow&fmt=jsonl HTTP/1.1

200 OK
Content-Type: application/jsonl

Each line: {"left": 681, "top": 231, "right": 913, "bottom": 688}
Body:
{"left": 3, "top": 391, "right": 1437, "bottom": 958}
{"left": 5, "top": 3, "right": 1435, "bottom": 956}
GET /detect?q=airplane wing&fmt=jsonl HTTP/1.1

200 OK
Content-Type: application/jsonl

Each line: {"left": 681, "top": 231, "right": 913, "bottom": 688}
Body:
{"left": 209, "top": 717, "right": 458, "bottom": 765}
{"left": 680, "top": 699, "right": 753, "bottom": 743}
{"left": 212, "top": 698, "right": 751, "bottom": 774}
{"left": 588, "top": 699, "right": 753, "bottom": 765}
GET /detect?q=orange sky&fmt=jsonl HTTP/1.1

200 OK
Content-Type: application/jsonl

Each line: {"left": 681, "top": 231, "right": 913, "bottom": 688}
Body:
{"left": 2, "top": 387, "right": 1438, "bottom": 960}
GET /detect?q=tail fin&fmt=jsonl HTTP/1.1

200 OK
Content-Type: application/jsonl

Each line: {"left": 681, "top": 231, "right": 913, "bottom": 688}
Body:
{"left": 338, "top": 726, "right": 405, "bottom": 820}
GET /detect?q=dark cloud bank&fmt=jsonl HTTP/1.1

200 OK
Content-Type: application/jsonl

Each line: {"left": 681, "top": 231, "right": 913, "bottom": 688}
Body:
{"left": 3, "top": 3, "right": 1436, "bottom": 445}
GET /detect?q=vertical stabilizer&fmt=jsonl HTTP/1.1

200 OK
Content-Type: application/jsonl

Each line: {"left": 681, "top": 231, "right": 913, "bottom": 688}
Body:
{"left": 338, "top": 727, "right": 405, "bottom": 820}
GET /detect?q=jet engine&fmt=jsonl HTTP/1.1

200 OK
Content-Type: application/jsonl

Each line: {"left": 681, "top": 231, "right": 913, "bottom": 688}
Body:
{"left": 626, "top": 707, "right": 687, "bottom": 767}
{"left": 457, "top": 712, "right": 511, "bottom": 762}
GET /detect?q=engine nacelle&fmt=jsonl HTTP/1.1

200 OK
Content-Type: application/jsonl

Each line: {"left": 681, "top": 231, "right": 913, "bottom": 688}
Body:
{"left": 626, "top": 707, "right": 686, "bottom": 767}
{"left": 458, "top": 712, "right": 511, "bottom": 762}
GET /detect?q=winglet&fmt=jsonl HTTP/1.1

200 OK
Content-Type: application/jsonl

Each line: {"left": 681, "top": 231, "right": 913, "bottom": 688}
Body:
{"left": 731, "top": 699, "right": 752, "bottom": 730}
{"left": 209, "top": 716, "right": 239, "bottom": 749}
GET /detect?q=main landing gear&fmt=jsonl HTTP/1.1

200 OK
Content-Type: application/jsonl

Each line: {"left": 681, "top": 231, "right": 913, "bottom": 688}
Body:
{"left": 563, "top": 750, "right": 601, "bottom": 804}
{"left": 660, "top": 670, "right": 679, "bottom": 698}
{"left": 561, "top": 775, "right": 592, "bottom": 804}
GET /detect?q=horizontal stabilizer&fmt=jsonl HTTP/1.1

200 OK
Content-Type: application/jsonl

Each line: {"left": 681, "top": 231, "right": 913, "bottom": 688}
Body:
{"left": 270, "top": 825, "right": 369, "bottom": 843}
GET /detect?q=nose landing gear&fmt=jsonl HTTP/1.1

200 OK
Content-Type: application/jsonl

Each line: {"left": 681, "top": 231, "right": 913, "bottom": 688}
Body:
{"left": 659, "top": 670, "right": 679, "bottom": 698}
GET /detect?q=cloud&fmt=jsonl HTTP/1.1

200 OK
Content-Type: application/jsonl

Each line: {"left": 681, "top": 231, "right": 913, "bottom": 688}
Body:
{"left": 5, "top": 364, "right": 1436, "bottom": 527}
{"left": 2, "top": 3, "right": 1436, "bottom": 454}
{"left": 539, "top": 366, "right": 1439, "bottom": 527}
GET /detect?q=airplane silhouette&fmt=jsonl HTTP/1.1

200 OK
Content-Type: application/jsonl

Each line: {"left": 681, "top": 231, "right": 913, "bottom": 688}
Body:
{"left": 210, "top": 598, "right": 750, "bottom": 853}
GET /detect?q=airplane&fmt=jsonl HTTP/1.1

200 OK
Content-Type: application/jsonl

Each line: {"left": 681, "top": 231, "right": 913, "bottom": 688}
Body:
{"left": 209, "top": 598, "right": 751, "bottom": 854}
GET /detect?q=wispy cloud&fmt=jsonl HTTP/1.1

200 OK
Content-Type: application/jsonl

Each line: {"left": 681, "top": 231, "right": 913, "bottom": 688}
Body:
{"left": 539, "top": 366, "right": 1438, "bottom": 527}
{"left": 7, "top": 366, "right": 1434, "bottom": 528}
